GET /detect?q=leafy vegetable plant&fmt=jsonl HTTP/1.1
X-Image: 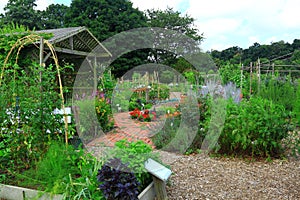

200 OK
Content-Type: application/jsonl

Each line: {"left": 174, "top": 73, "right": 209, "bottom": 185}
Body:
{"left": 108, "top": 139, "right": 160, "bottom": 190}
{"left": 97, "top": 158, "right": 140, "bottom": 200}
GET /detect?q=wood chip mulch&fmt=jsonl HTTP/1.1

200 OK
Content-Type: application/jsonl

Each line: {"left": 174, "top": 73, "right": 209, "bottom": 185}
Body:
{"left": 165, "top": 153, "right": 300, "bottom": 200}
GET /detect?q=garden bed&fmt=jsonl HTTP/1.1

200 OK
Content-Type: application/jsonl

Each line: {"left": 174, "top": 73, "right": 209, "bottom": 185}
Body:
{"left": 0, "top": 181, "right": 156, "bottom": 200}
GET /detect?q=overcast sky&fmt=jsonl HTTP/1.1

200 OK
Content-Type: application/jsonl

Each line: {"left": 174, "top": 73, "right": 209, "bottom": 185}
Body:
{"left": 1, "top": 0, "right": 299, "bottom": 51}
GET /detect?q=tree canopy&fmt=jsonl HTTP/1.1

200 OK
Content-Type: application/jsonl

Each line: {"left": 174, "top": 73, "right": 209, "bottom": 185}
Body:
{"left": 64, "top": 0, "right": 147, "bottom": 41}
{"left": 3, "top": 0, "right": 41, "bottom": 30}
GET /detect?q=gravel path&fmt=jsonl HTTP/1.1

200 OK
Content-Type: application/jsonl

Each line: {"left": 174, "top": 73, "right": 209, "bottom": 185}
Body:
{"left": 165, "top": 152, "right": 300, "bottom": 199}
{"left": 87, "top": 147, "right": 299, "bottom": 199}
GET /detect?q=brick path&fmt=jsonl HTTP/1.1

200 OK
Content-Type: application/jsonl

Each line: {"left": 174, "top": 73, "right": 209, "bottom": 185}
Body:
{"left": 87, "top": 112, "right": 164, "bottom": 148}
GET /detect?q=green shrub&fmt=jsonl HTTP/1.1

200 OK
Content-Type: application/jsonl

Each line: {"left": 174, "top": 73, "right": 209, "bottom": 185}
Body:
{"left": 294, "top": 79, "right": 300, "bottom": 127}
{"left": 0, "top": 63, "right": 68, "bottom": 174}
{"left": 75, "top": 95, "right": 114, "bottom": 142}
{"left": 219, "top": 97, "right": 289, "bottom": 157}
{"left": 95, "top": 96, "right": 114, "bottom": 132}
{"left": 107, "top": 139, "right": 160, "bottom": 190}
{"left": 149, "top": 83, "right": 170, "bottom": 100}
{"left": 282, "top": 130, "right": 300, "bottom": 158}
{"left": 18, "top": 142, "right": 104, "bottom": 199}
{"left": 19, "top": 142, "right": 81, "bottom": 193}
{"left": 152, "top": 116, "right": 181, "bottom": 150}
{"left": 257, "top": 76, "right": 297, "bottom": 112}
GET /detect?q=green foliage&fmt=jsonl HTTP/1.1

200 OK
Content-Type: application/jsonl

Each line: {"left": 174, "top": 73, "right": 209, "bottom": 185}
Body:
{"left": 0, "top": 63, "right": 68, "bottom": 174}
{"left": 219, "top": 97, "right": 289, "bottom": 157}
{"left": 183, "top": 70, "right": 204, "bottom": 86}
{"left": 187, "top": 96, "right": 212, "bottom": 152}
{"left": 146, "top": 7, "right": 203, "bottom": 66}
{"left": 282, "top": 130, "right": 300, "bottom": 158}
{"left": 95, "top": 96, "right": 114, "bottom": 132}
{"left": 128, "top": 97, "right": 146, "bottom": 111}
{"left": 108, "top": 139, "right": 160, "bottom": 190}
{"left": 146, "top": 7, "right": 203, "bottom": 43}
{"left": 75, "top": 71, "right": 115, "bottom": 136}
{"left": 17, "top": 142, "right": 104, "bottom": 199}
{"left": 3, "top": 0, "right": 42, "bottom": 29}
{"left": 294, "top": 79, "right": 300, "bottom": 126}
{"left": 149, "top": 83, "right": 170, "bottom": 100}
{"left": 19, "top": 142, "right": 80, "bottom": 193}
{"left": 40, "top": 4, "right": 69, "bottom": 29}
{"left": 152, "top": 116, "right": 181, "bottom": 150}
{"left": 75, "top": 96, "right": 114, "bottom": 142}
{"left": 171, "top": 56, "right": 194, "bottom": 73}
{"left": 257, "top": 76, "right": 297, "bottom": 112}
{"left": 65, "top": 0, "right": 147, "bottom": 42}
{"left": 218, "top": 62, "right": 245, "bottom": 87}
{"left": 61, "top": 150, "right": 104, "bottom": 199}
{"left": 159, "top": 70, "right": 174, "bottom": 84}
{"left": 98, "top": 71, "right": 116, "bottom": 99}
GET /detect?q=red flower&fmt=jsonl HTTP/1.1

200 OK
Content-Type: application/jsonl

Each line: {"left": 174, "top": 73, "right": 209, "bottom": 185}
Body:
{"left": 142, "top": 113, "right": 150, "bottom": 119}
{"left": 129, "top": 108, "right": 141, "bottom": 118}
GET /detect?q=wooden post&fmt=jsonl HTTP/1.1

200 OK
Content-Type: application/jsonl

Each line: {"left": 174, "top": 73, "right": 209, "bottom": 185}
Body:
{"left": 39, "top": 37, "right": 44, "bottom": 84}
{"left": 39, "top": 37, "right": 44, "bottom": 133}
{"left": 240, "top": 64, "right": 243, "bottom": 90}
{"left": 144, "top": 159, "right": 172, "bottom": 200}
{"left": 152, "top": 176, "right": 168, "bottom": 200}
{"left": 257, "top": 58, "right": 261, "bottom": 94}
{"left": 93, "top": 57, "right": 97, "bottom": 94}
{"left": 258, "top": 58, "right": 261, "bottom": 84}
{"left": 93, "top": 57, "right": 98, "bottom": 136}
{"left": 250, "top": 62, "right": 252, "bottom": 96}
{"left": 272, "top": 63, "right": 275, "bottom": 77}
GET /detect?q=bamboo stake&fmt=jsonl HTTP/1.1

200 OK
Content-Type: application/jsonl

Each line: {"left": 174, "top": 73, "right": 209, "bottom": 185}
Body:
{"left": 1, "top": 34, "right": 69, "bottom": 145}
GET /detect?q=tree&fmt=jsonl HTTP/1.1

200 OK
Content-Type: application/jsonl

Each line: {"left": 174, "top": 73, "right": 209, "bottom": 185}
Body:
{"left": 145, "top": 7, "right": 204, "bottom": 69}
{"left": 65, "top": 0, "right": 147, "bottom": 41}
{"left": 3, "top": 0, "right": 41, "bottom": 30}
{"left": 146, "top": 7, "right": 203, "bottom": 42}
{"left": 40, "top": 4, "right": 69, "bottom": 29}
{"left": 64, "top": 0, "right": 149, "bottom": 77}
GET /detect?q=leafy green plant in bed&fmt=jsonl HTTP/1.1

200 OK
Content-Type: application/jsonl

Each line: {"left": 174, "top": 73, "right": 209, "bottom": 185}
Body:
{"left": 18, "top": 142, "right": 81, "bottom": 193}
{"left": 62, "top": 149, "right": 104, "bottom": 200}
{"left": 294, "top": 79, "right": 300, "bottom": 127}
{"left": 0, "top": 62, "right": 71, "bottom": 177}
{"left": 152, "top": 115, "right": 181, "bottom": 149}
{"left": 18, "top": 142, "right": 104, "bottom": 199}
{"left": 257, "top": 76, "right": 297, "bottom": 112}
{"left": 108, "top": 139, "right": 160, "bottom": 190}
{"left": 149, "top": 83, "right": 170, "bottom": 100}
{"left": 219, "top": 97, "right": 290, "bottom": 158}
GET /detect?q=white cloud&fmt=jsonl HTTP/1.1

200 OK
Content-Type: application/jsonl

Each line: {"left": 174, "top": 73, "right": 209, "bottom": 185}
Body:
{"left": 182, "top": 0, "right": 300, "bottom": 50}
{"left": 35, "top": 0, "right": 54, "bottom": 11}
{"left": 130, "top": 0, "right": 184, "bottom": 11}
{"left": 1, "top": 0, "right": 299, "bottom": 51}
{"left": 0, "top": 1, "right": 7, "bottom": 14}
{"left": 278, "top": 0, "right": 300, "bottom": 28}
{"left": 0, "top": 0, "right": 54, "bottom": 13}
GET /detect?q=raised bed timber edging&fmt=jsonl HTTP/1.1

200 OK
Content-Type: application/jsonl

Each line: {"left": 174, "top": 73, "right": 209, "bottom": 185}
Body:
{"left": 138, "top": 182, "right": 156, "bottom": 200}
{"left": 0, "top": 184, "right": 62, "bottom": 200}
{"left": 0, "top": 182, "right": 156, "bottom": 200}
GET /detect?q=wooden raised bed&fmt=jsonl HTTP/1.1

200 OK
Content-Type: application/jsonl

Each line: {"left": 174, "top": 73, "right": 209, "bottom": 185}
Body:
{"left": 0, "top": 182, "right": 156, "bottom": 200}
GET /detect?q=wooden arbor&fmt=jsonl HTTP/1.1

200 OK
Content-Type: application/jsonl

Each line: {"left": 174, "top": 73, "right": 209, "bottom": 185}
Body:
{"left": 33, "top": 27, "right": 112, "bottom": 101}
{"left": 133, "top": 86, "right": 151, "bottom": 102}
